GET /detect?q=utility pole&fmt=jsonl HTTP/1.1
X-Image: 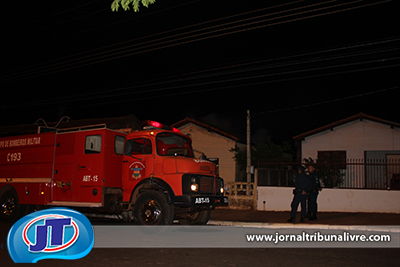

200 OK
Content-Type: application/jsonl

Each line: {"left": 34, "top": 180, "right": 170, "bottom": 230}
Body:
{"left": 246, "top": 110, "right": 251, "bottom": 193}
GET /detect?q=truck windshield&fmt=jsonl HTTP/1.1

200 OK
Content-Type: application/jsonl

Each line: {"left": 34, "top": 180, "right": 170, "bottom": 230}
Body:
{"left": 156, "top": 132, "right": 194, "bottom": 157}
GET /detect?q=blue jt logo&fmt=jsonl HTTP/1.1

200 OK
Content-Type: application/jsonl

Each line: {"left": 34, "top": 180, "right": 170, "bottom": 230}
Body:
{"left": 7, "top": 208, "right": 93, "bottom": 263}
{"left": 27, "top": 217, "right": 76, "bottom": 252}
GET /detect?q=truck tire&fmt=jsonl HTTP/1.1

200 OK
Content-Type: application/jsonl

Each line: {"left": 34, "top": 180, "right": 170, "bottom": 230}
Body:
{"left": 178, "top": 209, "right": 211, "bottom": 225}
{"left": 133, "top": 191, "right": 174, "bottom": 225}
{"left": 0, "top": 188, "right": 21, "bottom": 223}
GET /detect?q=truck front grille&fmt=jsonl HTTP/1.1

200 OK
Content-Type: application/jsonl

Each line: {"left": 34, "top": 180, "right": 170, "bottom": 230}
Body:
{"left": 199, "top": 176, "right": 214, "bottom": 194}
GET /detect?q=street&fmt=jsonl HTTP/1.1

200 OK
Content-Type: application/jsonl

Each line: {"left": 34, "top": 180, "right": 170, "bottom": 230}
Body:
{"left": 1, "top": 220, "right": 399, "bottom": 266}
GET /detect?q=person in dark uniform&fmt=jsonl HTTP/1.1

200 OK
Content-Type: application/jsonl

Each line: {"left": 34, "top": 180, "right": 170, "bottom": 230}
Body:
{"left": 307, "top": 164, "right": 322, "bottom": 220}
{"left": 287, "top": 166, "right": 312, "bottom": 223}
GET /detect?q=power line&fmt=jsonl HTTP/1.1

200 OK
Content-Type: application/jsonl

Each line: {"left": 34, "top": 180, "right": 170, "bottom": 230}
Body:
{"left": 2, "top": 56, "right": 398, "bottom": 113}
{"left": 1, "top": 0, "right": 202, "bottom": 58}
{"left": 0, "top": 0, "right": 392, "bottom": 84}
{"left": 2, "top": 37, "right": 398, "bottom": 109}
{"left": 2, "top": 80, "right": 398, "bottom": 121}
{"left": 2, "top": 36, "right": 400, "bottom": 109}
{"left": 0, "top": 0, "right": 307, "bottom": 82}
{"left": 1, "top": 0, "right": 257, "bottom": 77}
{"left": 252, "top": 86, "right": 400, "bottom": 115}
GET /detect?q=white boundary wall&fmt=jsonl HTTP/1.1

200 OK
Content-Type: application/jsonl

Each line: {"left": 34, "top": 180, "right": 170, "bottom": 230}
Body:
{"left": 257, "top": 186, "right": 400, "bottom": 213}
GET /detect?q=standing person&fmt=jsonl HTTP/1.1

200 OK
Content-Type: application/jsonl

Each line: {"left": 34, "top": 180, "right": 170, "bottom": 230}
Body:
{"left": 307, "top": 164, "right": 322, "bottom": 220}
{"left": 287, "top": 166, "right": 312, "bottom": 223}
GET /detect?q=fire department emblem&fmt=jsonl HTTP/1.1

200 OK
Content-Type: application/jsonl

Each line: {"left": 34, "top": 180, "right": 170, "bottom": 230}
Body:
{"left": 129, "top": 162, "right": 145, "bottom": 180}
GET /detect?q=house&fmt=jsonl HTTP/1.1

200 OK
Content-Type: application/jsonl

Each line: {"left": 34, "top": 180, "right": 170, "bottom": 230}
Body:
{"left": 293, "top": 113, "right": 400, "bottom": 188}
{"left": 293, "top": 112, "right": 400, "bottom": 161}
{"left": 256, "top": 113, "right": 400, "bottom": 213}
{"left": 172, "top": 117, "right": 245, "bottom": 184}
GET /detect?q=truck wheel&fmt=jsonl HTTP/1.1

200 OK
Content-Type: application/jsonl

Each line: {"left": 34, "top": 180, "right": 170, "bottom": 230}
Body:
{"left": 0, "top": 188, "right": 20, "bottom": 223}
{"left": 178, "top": 209, "right": 211, "bottom": 225}
{"left": 133, "top": 191, "right": 174, "bottom": 225}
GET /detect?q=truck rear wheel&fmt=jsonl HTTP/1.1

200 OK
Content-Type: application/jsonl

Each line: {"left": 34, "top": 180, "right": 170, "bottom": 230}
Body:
{"left": 133, "top": 191, "right": 174, "bottom": 225}
{"left": 178, "top": 209, "right": 211, "bottom": 225}
{"left": 0, "top": 188, "right": 20, "bottom": 223}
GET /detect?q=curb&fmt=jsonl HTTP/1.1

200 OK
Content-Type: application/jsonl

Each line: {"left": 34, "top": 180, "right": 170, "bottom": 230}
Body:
{"left": 207, "top": 220, "right": 400, "bottom": 233}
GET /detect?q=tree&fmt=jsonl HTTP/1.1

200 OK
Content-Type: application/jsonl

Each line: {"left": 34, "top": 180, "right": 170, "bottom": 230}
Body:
{"left": 303, "top": 157, "right": 345, "bottom": 188}
{"left": 230, "top": 139, "right": 292, "bottom": 182}
{"left": 111, "top": 0, "right": 156, "bottom": 12}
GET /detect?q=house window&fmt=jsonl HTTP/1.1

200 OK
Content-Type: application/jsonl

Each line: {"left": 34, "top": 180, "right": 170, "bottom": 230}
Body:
{"left": 317, "top": 151, "right": 347, "bottom": 169}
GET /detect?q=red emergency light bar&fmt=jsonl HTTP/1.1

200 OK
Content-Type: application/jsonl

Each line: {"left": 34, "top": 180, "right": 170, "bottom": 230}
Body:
{"left": 142, "top": 120, "right": 181, "bottom": 133}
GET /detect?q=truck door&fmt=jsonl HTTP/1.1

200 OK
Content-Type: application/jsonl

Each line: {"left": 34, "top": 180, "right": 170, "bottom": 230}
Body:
{"left": 123, "top": 138, "right": 154, "bottom": 186}
{"left": 53, "top": 132, "right": 104, "bottom": 203}
{"left": 74, "top": 133, "right": 104, "bottom": 203}
{"left": 53, "top": 133, "right": 76, "bottom": 202}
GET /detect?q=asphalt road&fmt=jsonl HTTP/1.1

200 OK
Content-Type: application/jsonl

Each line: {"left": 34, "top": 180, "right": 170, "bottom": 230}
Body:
{"left": 1, "top": 220, "right": 399, "bottom": 267}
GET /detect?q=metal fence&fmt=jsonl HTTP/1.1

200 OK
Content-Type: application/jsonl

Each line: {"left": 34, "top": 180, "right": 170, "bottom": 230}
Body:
{"left": 225, "top": 182, "right": 255, "bottom": 196}
{"left": 258, "top": 159, "right": 400, "bottom": 190}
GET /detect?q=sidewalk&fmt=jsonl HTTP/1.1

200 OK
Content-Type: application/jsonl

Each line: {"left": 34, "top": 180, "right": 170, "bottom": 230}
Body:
{"left": 209, "top": 209, "right": 400, "bottom": 231}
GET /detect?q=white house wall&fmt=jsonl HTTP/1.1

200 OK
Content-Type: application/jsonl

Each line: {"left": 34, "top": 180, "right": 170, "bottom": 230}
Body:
{"left": 302, "top": 119, "right": 400, "bottom": 160}
{"left": 257, "top": 186, "right": 400, "bottom": 213}
{"left": 179, "top": 124, "right": 237, "bottom": 183}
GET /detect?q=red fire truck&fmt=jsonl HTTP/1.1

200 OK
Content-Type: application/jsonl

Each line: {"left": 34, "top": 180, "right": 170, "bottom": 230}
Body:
{"left": 0, "top": 120, "right": 228, "bottom": 225}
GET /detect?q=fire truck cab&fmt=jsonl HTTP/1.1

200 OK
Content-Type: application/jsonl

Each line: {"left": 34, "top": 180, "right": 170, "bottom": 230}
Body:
{"left": 0, "top": 121, "right": 228, "bottom": 225}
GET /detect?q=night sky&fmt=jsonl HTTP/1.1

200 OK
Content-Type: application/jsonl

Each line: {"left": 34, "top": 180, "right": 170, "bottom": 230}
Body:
{"left": 1, "top": 0, "right": 398, "bottom": 144}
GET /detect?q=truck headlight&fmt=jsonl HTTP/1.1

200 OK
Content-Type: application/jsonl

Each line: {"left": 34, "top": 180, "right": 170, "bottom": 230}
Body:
{"left": 218, "top": 178, "right": 225, "bottom": 195}
{"left": 190, "top": 184, "right": 198, "bottom": 192}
